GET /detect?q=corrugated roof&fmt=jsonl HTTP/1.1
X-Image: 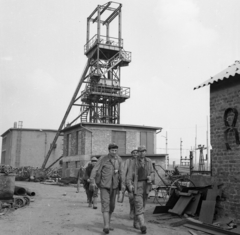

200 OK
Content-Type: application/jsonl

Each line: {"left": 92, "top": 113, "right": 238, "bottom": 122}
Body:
{"left": 194, "top": 60, "right": 240, "bottom": 90}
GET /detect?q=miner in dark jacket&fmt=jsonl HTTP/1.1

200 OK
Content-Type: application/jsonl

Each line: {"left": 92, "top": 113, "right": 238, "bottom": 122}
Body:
{"left": 90, "top": 143, "right": 124, "bottom": 234}
{"left": 83, "top": 157, "right": 98, "bottom": 208}
{"left": 126, "top": 146, "right": 154, "bottom": 234}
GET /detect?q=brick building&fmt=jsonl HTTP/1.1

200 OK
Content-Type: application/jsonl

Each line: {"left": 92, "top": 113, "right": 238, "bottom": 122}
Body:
{"left": 61, "top": 122, "right": 167, "bottom": 185}
{"left": 1, "top": 125, "right": 63, "bottom": 168}
{"left": 194, "top": 60, "right": 240, "bottom": 220}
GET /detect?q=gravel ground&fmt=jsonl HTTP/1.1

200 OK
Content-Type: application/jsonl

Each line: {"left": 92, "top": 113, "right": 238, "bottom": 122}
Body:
{"left": 0, "top": 181, "right": 190, "bottom": 235}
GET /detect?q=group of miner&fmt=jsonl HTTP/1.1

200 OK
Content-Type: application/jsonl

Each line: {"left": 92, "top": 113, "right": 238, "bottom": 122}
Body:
{"left": 77, "top": 143, "right": 154, "bottom": 234}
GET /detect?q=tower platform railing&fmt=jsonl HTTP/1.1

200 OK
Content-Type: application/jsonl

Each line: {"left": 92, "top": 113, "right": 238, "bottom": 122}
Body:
{"left": 84, "top": 34, "right": 123, "bottom": 54}
{"left": 81, "top": 84, "right": 130, "bottom": 100}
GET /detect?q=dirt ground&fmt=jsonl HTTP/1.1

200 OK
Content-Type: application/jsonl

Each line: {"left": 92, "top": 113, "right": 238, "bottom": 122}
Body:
{"left": 0, "top": 182, "right": 192, "bottom": 235}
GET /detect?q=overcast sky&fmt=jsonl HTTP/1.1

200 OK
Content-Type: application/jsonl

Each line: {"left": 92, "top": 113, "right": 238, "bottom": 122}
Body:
{"left": 0, "top": 0, "right": 239, "bottom": 165}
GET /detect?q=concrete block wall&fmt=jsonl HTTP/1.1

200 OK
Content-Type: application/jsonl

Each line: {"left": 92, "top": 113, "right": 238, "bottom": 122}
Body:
{"left": 210, "top": 77, "right": 240, "bottom": 220}
{"left": 92, "top": 129, "right": 111, "bottom": 155}
{"left": 126, "top": 131, "right": 140, "bottom": 154}
{"left": 62, "top": 125, "right": 159, "bottom": 178}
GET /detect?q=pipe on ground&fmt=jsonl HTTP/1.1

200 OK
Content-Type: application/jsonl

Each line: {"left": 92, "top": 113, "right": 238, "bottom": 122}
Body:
{"left": 14, "top": 186, "right": 26, "bottom": 195}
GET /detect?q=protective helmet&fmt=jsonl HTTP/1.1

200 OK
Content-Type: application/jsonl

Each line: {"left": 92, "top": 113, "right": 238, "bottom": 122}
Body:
{"left": 138, "top": 146, "right": 147, "bottom": 152}
{"left": 91, "top": 157, "right": 98, "bottom": 162}
{"left": 131, "top": 147, "right": 138, "bottom": 154}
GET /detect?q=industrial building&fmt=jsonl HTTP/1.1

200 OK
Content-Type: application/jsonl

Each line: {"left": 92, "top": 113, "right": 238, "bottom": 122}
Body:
{"left": 61, "top": 122, "right": 166, "bottom": 182}
{"left": 194, "top": 60, "right": 240, "bottom": 221}
{"left": 1, "top": 122, "right": 63, "bottom": 168}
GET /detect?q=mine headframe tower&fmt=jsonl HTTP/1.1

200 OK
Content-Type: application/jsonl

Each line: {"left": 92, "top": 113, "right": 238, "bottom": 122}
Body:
{"left": 79, "top": 1, "right": 131, "bottom": 124}
{"left": 42, "top": 2, "right": 131, "bottom": 168}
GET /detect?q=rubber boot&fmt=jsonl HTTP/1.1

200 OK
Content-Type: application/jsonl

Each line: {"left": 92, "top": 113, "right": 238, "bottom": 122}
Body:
{"left": 133, "top": 215, "right": 140, "bottom": 230}
{"left": 109, "top": 213, "right": 114, "bottom": 231}
{"left": 88, "top": 199, "right": 92, "bottom": 207}
{"left": 92, "top": 197, "right": 97, "bottom": 209}
{"left": 129, "top": 203, "right": 134, "bottom": 219}
{"left": 103, "top": 212, "right": 110, "bottom": 234}
{"left": 137, "top": 214, "right": 147, "bottom": 234}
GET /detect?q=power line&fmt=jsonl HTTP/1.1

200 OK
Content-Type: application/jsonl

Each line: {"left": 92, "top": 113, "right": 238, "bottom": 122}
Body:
{"left": 157, "top": 148, "right": 191, "bottom": 151}
{"left": 163, "top": 125, "right": 207, "bottom": 130}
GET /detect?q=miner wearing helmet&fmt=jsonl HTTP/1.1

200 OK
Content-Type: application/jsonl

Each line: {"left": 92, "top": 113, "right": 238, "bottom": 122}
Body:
{"left": 90, "top": 143, "right": 124, "bottom": 234}
{"left": 122, "top": 147, "right": 139, "bottom": 223}
{"left": 126, "top": 146, "right": 154, "bottom": 234}
{"left": 81, "top": 156, "right": 99, "bottom": 209}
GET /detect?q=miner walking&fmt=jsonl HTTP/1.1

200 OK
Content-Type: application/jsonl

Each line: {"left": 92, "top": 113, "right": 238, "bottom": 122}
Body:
{"left": 90, "top": 143, "right": 124, "bottom": 234}
{"left": 126, "top": 146, "right": 154, "bottom": 234}
{"left": 122, "top": 147, "right": 139, "bottom": 220}
{"left": 83, "top": 157, "right": 99, "bottom": 209}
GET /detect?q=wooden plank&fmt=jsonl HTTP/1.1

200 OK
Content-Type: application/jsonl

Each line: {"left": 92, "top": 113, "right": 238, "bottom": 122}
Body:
{"left": 184, "top": 222, "right": 240, "bottom": 235}
{"left": 165, "top": 190, "right": 179, "bottom": 209}
{"left": 185, "top": 194, "right": 201, "bottom": 216}
{"left": 199, "top": 200, "right": 216, "bottom": 224}
{"left": 206, "top": 189, "right": 219, "bottom": 201}
{"left": 168, "top": 196, "right": 194, "bottom": 215}
{"left": 188, "top": 230, "right": 198, "bottom": 235}
{"left": 153, "top": 206, "right": 171, "bottom": 214}
{"left": 170, "top": 219, "right": 188, "bottom": 227}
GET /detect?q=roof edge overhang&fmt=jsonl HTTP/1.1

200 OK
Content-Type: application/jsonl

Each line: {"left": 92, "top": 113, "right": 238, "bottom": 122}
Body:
{"left": 62, "top": 122, "right": 162, "bottom": 133}
{"left": 1, "top": 128, "right": 59, "bottom": 137}
{"left": 194, "top": 60, "right": 240, "bottom": 90}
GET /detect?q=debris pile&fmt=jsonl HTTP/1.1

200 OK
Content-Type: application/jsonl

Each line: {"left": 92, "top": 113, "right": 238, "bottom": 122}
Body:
{"left": 151, "top": 178, "right": 239, "bottom": 234}
{"left": 0, "top": 164, "right": 14, "bottom": 174}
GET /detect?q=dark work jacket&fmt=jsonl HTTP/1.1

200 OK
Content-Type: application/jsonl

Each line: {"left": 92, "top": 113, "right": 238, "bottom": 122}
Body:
{"left": 126, "top": 157, "right": 154, "bottom": 194}
{"left": 90, "top": 154, "right": 123, "bottom": 189}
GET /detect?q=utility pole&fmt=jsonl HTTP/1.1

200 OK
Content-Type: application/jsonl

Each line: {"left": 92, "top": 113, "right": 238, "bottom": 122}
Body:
{"left": 195, "top": 125, "right": 197, "bottom": 168}
{"left": 166, "top": 131, "right": 168, "bottom": 169}
{"left": 180, "top": 138, "right": 183, "bottom": 165}
{"left": 166, "top": 131, "right": 168, "bottom": 154}
{"left": 206, "top": 116, "right": 209, "bottom": 171}
{"left": 162, "top": 132, "right": 168, "bottom": 168}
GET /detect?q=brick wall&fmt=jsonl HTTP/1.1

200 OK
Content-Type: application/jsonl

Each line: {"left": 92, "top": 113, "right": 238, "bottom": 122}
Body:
{"left": 92, "top": 129, "right": 111, "bottom": 155}
{"left": 62, "top": 125, "right": 159, "bottom": 179}
{"left": 126, "top": 131, "right": 140, "bottom": 154}
{"left": 210, "top": 76, "right": 240, "bottom": 220}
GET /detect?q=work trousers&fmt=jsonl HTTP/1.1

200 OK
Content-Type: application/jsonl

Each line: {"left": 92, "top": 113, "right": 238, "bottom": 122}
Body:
{"left": 84, "top": 181, "right": 98, "bottom": 202}
{"left": 100, "top": 187, "right": 118, "bottom": 213}
{"left": 128, "top": 191, "right": 135, "bottom": 207}
{"left": 134, "top": 181, "right": 148, "bottom": 215}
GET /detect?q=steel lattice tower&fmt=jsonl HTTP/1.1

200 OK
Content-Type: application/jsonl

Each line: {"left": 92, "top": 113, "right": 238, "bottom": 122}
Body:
{"left": 42, "top": 2, "right": 131, "bottom": 168}
{"left": 79, "top": 2, "right": 131, "bottom": 124}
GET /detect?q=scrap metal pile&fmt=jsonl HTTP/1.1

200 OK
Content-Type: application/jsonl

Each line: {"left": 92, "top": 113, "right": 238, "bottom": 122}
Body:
{"left": 0, "top": 165, "right": 36, "bottom": 216}
{"left": 0, "top": 185, "right": 36, "bottom": 216}
{"left": 151, "top": 172, "right": 239, "bottom": 235}
{"left": 0, "top": 164, "right": 62, "bottom": 182}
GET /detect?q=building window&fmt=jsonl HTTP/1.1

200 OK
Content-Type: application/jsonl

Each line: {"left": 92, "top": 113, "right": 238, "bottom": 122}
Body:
{"left": 66, "top": 162, "right": 69, "bottom": 168}
{"left": 112, "top": 131, "right": 126, "bottom": 154}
